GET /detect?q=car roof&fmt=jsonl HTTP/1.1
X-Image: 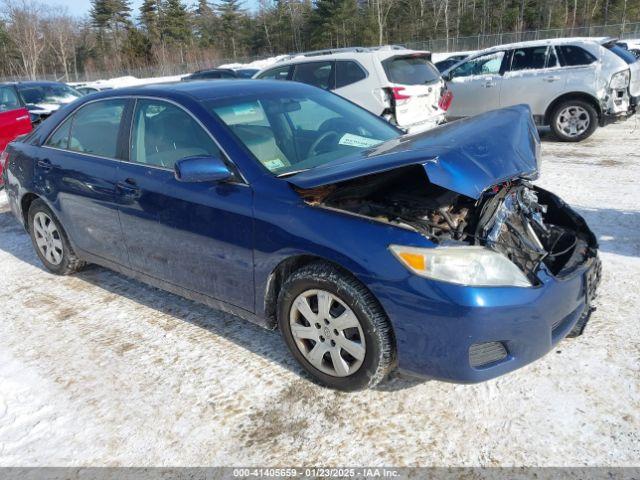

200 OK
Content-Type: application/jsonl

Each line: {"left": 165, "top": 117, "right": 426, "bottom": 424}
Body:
{"left": 12, "top": 81, "right": 69, "bottom": 87}
{"left": 191, "top": 68, "right": 235, "bottom": 74}
{"left": 86, "top": 79, "right": 316, "bottom": 102}
{"left": 264, "top": 46, "right": 431, "bottom": 68}
{"left": 468, "top": 37, "right": 611, "bottom": 57}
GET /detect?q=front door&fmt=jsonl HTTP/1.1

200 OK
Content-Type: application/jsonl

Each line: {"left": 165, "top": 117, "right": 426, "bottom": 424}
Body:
{"left": 499, "top": 46, "right": 567, "bottom": 118}
{"left": 0, "top": 86, "right": 32, "bottom": 152}
{"left": 39, "top": 98, "right": 129, "bottom": 265}
{"left": 445, "top": 51, "right": 507, "bottom": 119}
{"left": 116, "top": 98, "right": 255, "bottom": 311}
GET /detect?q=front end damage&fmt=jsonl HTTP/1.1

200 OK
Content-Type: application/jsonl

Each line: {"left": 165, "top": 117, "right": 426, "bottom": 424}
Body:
{"left": 297, "top": 166, "right": 599, "bottom": 291}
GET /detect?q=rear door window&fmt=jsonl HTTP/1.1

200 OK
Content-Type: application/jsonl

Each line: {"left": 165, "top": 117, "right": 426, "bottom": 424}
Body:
{"left": 0, "top": 86, "right": 22, "bottom": 112}
{"left": 509, "top": 46, "right": 549, "bottom": 71}
{"left": 257, "top": 65, "right": 291, "bottom": 81}
{"left": 383, "top": 55, "right": 440, "bottom": 84}
{"left": 335, "top": 61, "right": 367, "bottom": 88}
{"left": 557, "top": 45, "right": 597, "bottom": 66}
{"left": 67, "top": 99, "right": 127, "bottom": 159}
{"left": 292, "top": 62, "right": 334, "bottom": 90}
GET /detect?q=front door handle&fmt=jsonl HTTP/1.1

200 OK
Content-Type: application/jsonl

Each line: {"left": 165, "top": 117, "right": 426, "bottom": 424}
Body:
{"left": 116, "top": 178, "right": 141, "bottom": 197}
{"left": 544, "top": 76, "right": 561, "bottom": 82}
{"left": 37, "top": 159, "right": 53, "bottom": 172}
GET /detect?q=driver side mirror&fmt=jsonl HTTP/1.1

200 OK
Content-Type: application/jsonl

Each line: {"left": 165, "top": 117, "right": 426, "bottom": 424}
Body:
{"left": 174, "top": 155, "right": 234, "bottom": 183}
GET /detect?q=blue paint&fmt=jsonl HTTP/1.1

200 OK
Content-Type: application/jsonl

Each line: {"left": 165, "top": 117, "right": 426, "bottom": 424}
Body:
{"left": 2, "top": 80, "right": 599, "bottom": 383}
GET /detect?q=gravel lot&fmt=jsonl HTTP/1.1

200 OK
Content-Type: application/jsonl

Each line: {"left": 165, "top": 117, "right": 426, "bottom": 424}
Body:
{"left": 0, "top": 119, "right": 639, "bottom": 467}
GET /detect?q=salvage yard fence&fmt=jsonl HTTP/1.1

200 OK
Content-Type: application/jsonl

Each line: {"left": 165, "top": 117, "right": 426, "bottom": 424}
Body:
{"left": 3, "top": 22, "right": 640, "bottom": 83}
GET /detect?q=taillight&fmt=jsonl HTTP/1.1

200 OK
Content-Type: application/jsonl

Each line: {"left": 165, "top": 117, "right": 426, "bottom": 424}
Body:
{"left": 391, "top": 87, "right": 411, "bottom": 101}
{"left": 438, "top": 90, "right": 453, "bottom": 111}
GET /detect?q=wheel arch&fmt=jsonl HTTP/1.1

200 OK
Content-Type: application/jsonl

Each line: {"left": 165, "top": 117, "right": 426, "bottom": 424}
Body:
{"left": 262, "top": 253, "right": 392, "bottom": 334}
{"left": 20, "top": 192, "right": 41, "bottom": 232}
{"left": 544, "top": 92, "right": 602, "bottom": 125}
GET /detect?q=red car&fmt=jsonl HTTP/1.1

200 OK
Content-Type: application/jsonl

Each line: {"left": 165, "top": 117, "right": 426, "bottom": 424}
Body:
{"left": 1, "top": 84, "right": 33, "bottom": 188}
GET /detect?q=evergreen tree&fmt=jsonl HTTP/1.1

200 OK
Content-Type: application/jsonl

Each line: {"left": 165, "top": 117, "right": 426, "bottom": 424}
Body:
{"left": 161, "top": 0, "right": 191, "bottom": 45}
{"left": 217, "top": 0, "right": 244, "bottom": 57}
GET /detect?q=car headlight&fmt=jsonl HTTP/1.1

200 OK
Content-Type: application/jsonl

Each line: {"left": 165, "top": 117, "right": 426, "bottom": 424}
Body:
{"left": 609, "top": 69, "right": 630, "bottom": 90}
{"left": 389, "top": 245, "right": 533, "bottom": 287}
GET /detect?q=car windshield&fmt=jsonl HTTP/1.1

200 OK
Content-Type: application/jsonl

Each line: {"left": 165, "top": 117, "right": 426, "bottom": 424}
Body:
{"left": 235, "top": 69, "right": 259, "bottom": 78}
{"left": 383, "top": 55, "right": 441, "bottom": 85}
{"left": 17, "top": 83, "right": 82, "bottom": 105}
{"left": 206, "top": 89, "right": 400, "bottom": 176}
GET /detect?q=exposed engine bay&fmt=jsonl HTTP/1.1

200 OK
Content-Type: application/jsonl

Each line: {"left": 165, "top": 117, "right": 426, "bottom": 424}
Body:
{"left": 297, "top": 165, "right": 598, "bottom": 281}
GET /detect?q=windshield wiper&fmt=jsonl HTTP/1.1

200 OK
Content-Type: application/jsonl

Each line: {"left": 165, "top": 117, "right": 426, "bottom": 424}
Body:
{"left": 277, "top": 169, "right": 310, "bottom": 178}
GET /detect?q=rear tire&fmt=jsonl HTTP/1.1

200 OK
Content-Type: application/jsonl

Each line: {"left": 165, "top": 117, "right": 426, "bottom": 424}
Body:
{"left": 550, "top": 100, "right": 598, "bottom": 142}
{"left": 28, "top": 199, "right": 85, "bottom": 275}
{"left": 278, "top": 262, "right": 396, "bottom": 391}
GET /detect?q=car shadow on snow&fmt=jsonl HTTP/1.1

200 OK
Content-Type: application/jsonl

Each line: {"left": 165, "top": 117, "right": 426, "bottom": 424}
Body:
{"left": 0, "top": 210, "right": 424, "bottom": 392}
{"left": 574, "top": 207, "right": 640, "bottom": 258}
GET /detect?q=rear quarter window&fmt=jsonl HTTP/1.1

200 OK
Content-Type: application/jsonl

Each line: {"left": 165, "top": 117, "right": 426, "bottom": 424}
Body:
{"left": 557, "top": 45, "right": 597, "bottom": 66}
{"left": 383, "top": 55, "right": 440, "bottom": 85}
{"left": 335, "top": 61, "right": 367, "bottom": 88}
{"left": 607, "top": 45, "right": 638, "bottom": 64}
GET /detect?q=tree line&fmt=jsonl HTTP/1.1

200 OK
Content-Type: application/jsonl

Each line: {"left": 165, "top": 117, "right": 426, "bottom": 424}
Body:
{"left": 0, "top": 0, "right": 638, "bottom": 81}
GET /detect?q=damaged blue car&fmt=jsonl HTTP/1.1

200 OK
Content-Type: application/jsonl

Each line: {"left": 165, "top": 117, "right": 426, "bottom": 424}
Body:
{"left": 2, "top": 80, "right": 601, "bottom": 390}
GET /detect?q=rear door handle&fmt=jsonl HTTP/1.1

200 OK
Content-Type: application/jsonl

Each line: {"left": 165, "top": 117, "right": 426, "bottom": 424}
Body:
{"left": 483, "top": 81, "right": 496, "bottom": 88}
{"left": 544, "top": 76, "right": 561, "bottom": 82}
{"left": 37, "top": 159, "right": 53, "bottom": 172}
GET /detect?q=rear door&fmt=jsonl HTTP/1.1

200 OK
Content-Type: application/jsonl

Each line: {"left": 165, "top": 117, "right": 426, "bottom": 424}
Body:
{"left": 291, "top": 61, "right": 335, "bottom": 90}
{"left": 40, "top": 98, "right": 130, "bottom": 264}
{"left": 115, "top": 98, "right": 255, "bottom": 311}
{"left": 0, "top": 86, "right": 32, "bottom": 152}
{"left": 445, "top": 51, "right": 506, "bottom": 118}
{"left": 332, "top": 60, "right": 374, "bottom": 112}
{"left": 381, "top": 54, "right": 443, "bottom": 127}
{"left": 499, "top": 45, "right": 567, "bottom": 117}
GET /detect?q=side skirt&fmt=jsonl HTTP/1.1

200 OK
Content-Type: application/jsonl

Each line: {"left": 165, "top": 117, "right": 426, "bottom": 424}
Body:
{"left": 78, "top": 249, "right": 272, "bottom": 330}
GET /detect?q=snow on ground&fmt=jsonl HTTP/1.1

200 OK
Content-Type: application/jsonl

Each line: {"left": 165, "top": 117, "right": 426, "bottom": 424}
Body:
{"left": 0, "top": 120, "right": 639, "bottom": 466}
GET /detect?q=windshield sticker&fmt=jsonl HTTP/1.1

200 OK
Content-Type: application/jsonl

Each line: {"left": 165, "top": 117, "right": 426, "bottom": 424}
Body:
{"left": 264, "top": 158, "right": 285, "bottom": 170}
{"left": 338, "top": 133, "right": 384, "bottom": 148}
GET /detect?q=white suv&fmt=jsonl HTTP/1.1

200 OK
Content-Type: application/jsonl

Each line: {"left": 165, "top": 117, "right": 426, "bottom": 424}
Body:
{"left": 254, "top": 46, "right": 450, "bottom": 133}
{"left": 442, "top": 37, "right": 639, "bottom": 141}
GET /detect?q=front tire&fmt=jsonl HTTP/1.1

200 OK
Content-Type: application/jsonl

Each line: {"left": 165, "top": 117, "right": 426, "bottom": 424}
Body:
{"left": 278, "top": 262, "right": 395, "bottom": 391}
{"left": 550, "top": 100, "right": 598, "bottom": 142}
{"left": 28, "top": 199, "right": 85, "bottom": 275}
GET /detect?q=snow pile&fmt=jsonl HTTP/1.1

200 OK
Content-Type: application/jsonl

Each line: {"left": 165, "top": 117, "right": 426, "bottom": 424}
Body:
{"left": 218, "top": 54, "right": 289, "bottom": 71}
{"left": 83, "top": 74, "right": 188, "bottom": 91}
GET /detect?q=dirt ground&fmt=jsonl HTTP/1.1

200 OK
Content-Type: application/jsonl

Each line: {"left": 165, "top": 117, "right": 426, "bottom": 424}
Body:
{"left": 0, "top": 119, "right": 638, "bottom": 467}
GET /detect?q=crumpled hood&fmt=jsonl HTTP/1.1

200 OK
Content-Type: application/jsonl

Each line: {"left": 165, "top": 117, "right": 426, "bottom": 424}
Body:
{"left": 287, "top": 104, "right": 540, "bottom": 200}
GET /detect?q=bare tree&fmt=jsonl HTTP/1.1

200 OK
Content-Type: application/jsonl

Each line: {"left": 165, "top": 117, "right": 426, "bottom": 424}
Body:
{"left": 46, "top": 9, "right": 77, "bottom": 81}
{"left": 2, "top": 0, "right": 46, "bottom": 79}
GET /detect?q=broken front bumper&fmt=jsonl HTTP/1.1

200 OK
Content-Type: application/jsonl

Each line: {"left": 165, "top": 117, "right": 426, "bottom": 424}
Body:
{"left": 600, "top": 93, "right": 637, "bottom": 126}
{"left": 377, "top": 254, "right": 601, "bottom": 383}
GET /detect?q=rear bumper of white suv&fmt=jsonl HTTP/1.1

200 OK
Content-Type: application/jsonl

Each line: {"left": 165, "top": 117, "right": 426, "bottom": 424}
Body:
{"left": 400, "top": 110, "right": 447, "bottom": 134}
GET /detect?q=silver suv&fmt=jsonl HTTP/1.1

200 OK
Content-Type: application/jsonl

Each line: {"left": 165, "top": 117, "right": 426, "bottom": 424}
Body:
{"left": 254, "top": 46, "right": 449, "bottom": 133}
{"left": 442, "top": 37, "right": 639, "bottom": 141}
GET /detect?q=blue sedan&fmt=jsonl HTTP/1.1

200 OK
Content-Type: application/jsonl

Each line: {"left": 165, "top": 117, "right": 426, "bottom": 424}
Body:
{"left": 1, "top": 80, "right": 601, "bottom": 390}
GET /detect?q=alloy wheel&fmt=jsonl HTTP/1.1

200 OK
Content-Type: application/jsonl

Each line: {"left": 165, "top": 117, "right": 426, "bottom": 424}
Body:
{"left": 33, "top": 212, "right": 64, "bottom": 265}
{"left": 289, "top": 289, "right": 366, "bottom": 377}
{"left": 556, "top": 105, "right": 590, "bottom": 138}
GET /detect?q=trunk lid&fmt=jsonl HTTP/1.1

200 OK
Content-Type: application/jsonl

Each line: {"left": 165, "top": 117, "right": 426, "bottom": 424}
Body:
{"left": 287, "top": 104, "right": 540, "bottom": 200}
